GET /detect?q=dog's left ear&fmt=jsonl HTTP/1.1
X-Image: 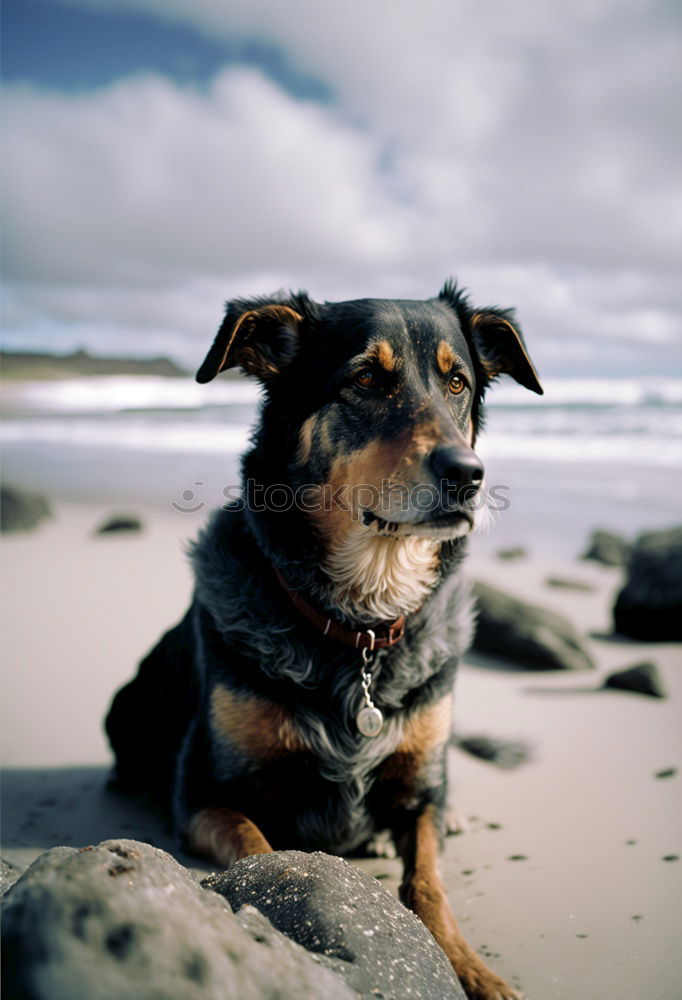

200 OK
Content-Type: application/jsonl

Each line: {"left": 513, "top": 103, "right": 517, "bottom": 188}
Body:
{"left": 196, "top": 297, "right": 307, "bottom": 384}
{"left": 470, "top": 308, "right": 544, "bottom": 395}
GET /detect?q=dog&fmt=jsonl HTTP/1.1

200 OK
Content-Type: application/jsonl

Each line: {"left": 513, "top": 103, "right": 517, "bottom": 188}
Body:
{"left": 106, "top": 280, "right": 542, "bottom": 1000}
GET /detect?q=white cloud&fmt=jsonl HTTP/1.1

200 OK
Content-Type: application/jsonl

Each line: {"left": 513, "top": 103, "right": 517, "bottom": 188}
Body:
{"left": 2, "top": 69, "right": 412, "bottom": 286}
{"left": 3, "top": 0, "right": 681, "bottom": 373}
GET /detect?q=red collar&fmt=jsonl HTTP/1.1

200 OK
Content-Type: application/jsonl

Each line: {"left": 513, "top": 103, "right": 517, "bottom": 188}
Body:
{"left": 274, "top": 568, "right": 407, "bottom": 650}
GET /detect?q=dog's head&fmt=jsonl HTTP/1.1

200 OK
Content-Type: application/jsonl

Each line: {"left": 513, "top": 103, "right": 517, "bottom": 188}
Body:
{"left": 197, "top": 282, "right": 542, "bottom": 544}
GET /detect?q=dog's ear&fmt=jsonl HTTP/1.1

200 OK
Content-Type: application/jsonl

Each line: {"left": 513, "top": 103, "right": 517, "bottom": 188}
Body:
{"left": 470, "top": 308, "right": 543, "bottom": 395}
{"left": 196, "top": 296, "right": 308, "bottom": 384}
{"left": 438, "top": 281, "right": 543, "bottom": 395}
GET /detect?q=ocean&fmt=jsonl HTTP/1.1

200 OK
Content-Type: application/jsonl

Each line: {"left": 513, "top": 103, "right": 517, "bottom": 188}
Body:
{"left": 2, "top": 374, "right": 681, "bottom": 558}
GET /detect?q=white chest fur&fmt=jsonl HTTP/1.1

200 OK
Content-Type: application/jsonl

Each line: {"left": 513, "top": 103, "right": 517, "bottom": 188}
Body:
{"left": 323, "top": 528, "right": 440, "bottom": 624}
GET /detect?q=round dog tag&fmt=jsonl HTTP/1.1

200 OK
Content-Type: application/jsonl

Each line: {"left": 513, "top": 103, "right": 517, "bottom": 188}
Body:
{"left": 356, "top": 706, "right": 383, "bottom": 738}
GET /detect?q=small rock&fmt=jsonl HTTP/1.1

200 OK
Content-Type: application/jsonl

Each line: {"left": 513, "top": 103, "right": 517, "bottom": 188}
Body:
{"left": 204, "top": 850, "right": 466, "bottom": 1000}
{"left": 96, "top": 514, "right": 143, "bottom": 535}
{"left": 473, "top": 581, "right": 596, "bottom": 670}
{"left": 602, "top": 661, "right": 667, "bottom": 699}
{"left": 1, "top": 840, "right": 356, "bottom": 1000}
{"left": 613, "top": 526, "right": 682, "bottom": 640}
{"left": 581, "top": 529, "right": 630, "bottom": 567}
{"left": 0, "top": 485, "right": 51, "bottom": 533}
{"left": 496, "top": 547, "right": 527, "bottom": 561}
{"left": 455, "top": 733, "right": 531, "bottom": 769}
{"left": 545, "top": 576, "right": 596, "bottom": 593}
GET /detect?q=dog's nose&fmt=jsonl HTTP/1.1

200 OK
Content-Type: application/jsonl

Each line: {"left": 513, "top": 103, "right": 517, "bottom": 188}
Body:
{"left": 430, "top": 445, "right": 484, "bottom": 488}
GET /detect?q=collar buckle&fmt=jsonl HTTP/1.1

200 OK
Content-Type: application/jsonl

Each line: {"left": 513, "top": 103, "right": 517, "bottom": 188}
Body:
{"left": 387, "top": 620, "right": 405, "bottom": 644}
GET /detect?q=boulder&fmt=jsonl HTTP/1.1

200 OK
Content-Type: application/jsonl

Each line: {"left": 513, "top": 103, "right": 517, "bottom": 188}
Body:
{"left": 613, "top": 526, "right": 682, "bottom": 640}
{"left": 581, "top": 529, "right": 630, "bottom": 567}
{"left": 1, "top": 840, "right": 356, "bottom": 1000}
{"left": 204, "top": 850, "right": 465, "bottom": 1000}
{"left": 473, "top": 581, "right": 596, "bottom": 670}
{"left": 0, "top": 485, "right": 51, "bottom": 533}
{"left": 0, "top": 858, "right": 23, "bottom": 897}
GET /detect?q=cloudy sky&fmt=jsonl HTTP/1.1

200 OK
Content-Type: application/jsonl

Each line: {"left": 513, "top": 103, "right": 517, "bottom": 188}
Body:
{"left": 2, "top": 0, "right": 680, "bottom": 375}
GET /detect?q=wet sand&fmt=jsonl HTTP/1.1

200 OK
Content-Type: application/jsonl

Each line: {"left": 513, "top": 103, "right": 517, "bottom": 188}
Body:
{"left": 1, "top": 502, "right": 680, "bottom": 999}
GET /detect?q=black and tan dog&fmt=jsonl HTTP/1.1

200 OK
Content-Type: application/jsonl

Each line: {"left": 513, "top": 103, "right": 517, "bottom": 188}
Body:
{"left": 106, "top": 281, "right": 542, "bottom": 1000}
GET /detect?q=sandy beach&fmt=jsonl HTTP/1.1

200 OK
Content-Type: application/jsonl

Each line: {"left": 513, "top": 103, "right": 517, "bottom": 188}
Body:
{"left": 1, "top": 499, "right": 680, "bottom": 1000}
{"left": 4, "top": 3, "right": 681, "bottom": 995}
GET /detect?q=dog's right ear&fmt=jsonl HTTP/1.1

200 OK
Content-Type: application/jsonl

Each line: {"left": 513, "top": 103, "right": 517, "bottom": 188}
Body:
{"left": 196, "top": 296, "right": 309, "bottom": 384}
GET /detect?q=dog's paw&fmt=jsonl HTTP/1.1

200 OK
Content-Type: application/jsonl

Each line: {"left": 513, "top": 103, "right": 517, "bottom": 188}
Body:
{"left": 445, "top": 807, "right": 470, "bottom": 836}
{"left": 459, "top": 966, "right": 525, "bottom": 1000}
{"left": 363, "top": 830, "right": 397, "bottom": 859}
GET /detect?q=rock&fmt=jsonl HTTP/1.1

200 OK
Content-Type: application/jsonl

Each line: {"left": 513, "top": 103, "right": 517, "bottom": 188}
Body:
{"left": 1, "top": 840, "right": 356, "bottom": 1000}
{"left": 0, "top": 485, "right": 51, "bottom": 533}
{"left": 613, "top": 526, "right": 682, "bottom": 640}
{"left": 581, "top": 529, "right": 630, "bottom": 567}
{"left": 455, "top": 734, "right": 532, "bottom": 769}
{"left": 472, "top": 581, "right": 596, "bottom": 670}
{"left": 204, "top": 850, "right": 466, "bottom": 1000}
{"left": 0, "top": 858, "right": 23, "bottom": 897}
{"left": 602, "top": 662, "right": 667, "bottom": 699}
{"left": 496, "top": 546, "right": 527, "bottom": 561}
{"left": 96, "top": 514, "right": 143, "bottom": 535}
{"left": 545, "top": 576, "right": 596, "bottom": 593}
{"left": 654, "top": 767, "right": 677, "bottom": 779}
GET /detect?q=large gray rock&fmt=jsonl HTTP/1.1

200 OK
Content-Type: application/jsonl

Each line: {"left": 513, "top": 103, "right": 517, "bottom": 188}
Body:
{"left": 1, "top": 840, "right": 356, "bottom": 1000}
{"left": 204, "top": 850, "right": 465, "bottom": 1000}
{"left": 0, "top": 485, "right": 51, "bottom": 533}
{"left": 613, "top": 526, "right": 682, "bottom": 641}
{"left": 581, "top": 529, "right": 630, "bottom": 567}
{"left": 0, "top": 857, "right": 23, "bottom": 897}
{"left": 473, "top": 581, "right": 596, "bottom": 670}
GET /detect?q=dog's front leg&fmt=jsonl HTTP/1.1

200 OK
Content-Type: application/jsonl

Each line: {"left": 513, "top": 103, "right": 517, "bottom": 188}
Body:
{"left": 397, "top": 804, "right": 523, "bottom": 1000}
{"left": 185, "top": 807, "right": 273, "bottom": 868}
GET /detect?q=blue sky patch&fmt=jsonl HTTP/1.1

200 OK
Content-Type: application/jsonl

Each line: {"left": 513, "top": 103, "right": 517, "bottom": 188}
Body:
{"left": 1, "top": 0, "right": 333, "bottom": 100}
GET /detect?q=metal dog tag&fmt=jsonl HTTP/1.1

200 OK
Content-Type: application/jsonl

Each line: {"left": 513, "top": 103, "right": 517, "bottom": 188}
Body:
{"left": 356, "top": 705, "right": 384, "bottom": 738}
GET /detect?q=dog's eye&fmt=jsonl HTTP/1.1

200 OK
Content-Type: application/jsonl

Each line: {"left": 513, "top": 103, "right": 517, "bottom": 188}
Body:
{"left": 354, "top": 370, "right": 376, "bottom": 389}
{"left": 448, "top": 373, "right": 467, "bottom": 395}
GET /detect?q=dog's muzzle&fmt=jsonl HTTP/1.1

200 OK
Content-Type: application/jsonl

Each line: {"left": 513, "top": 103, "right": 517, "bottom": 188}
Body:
{"left": 361, "top": 443, "right": 484, "bottom": 539}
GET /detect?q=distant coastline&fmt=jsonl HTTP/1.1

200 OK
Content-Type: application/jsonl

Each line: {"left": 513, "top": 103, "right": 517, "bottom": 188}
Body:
{"left": 1, "top": 349, "right": 188, "bottom": 380}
